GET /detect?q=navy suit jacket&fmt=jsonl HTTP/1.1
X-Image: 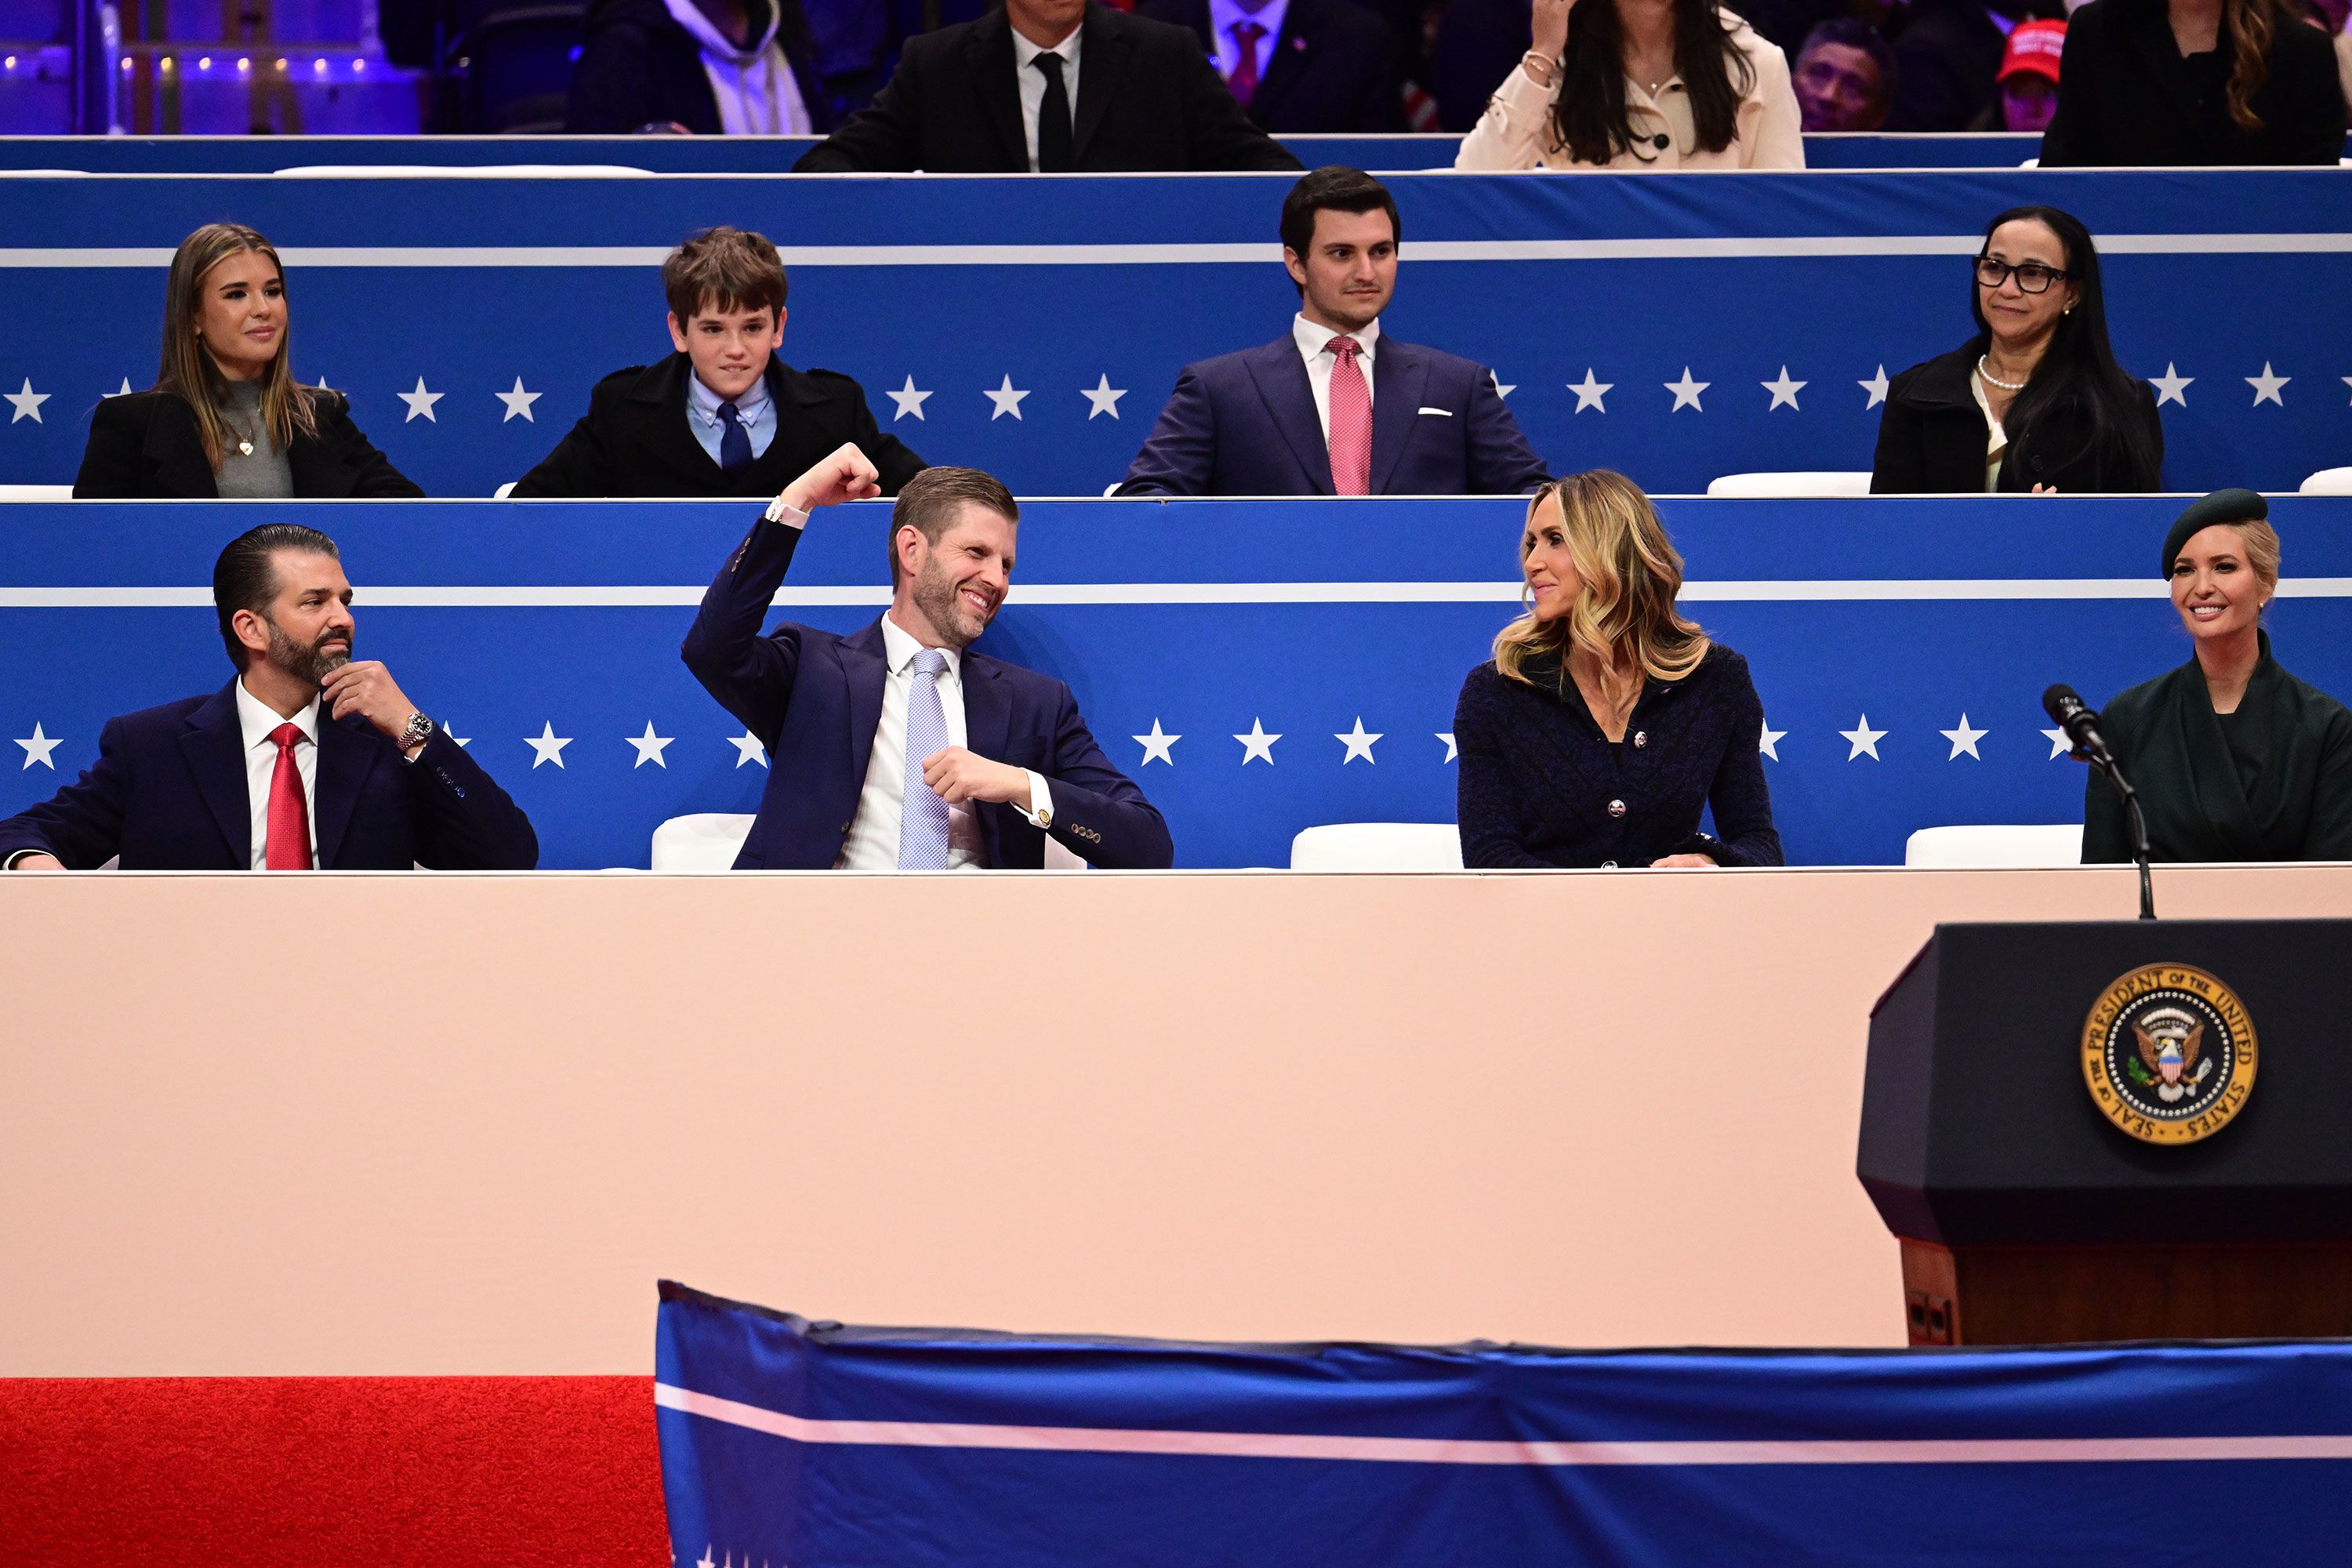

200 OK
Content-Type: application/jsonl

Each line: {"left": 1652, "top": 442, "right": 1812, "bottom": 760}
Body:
{"left": 1118, "top": 333, "right": 1550, "bottom": 496}
{"left": 0, "top": 682, "right": 539, "bottom": 869}
{"left": 681, "top": 514, "right": 1174, "bottom": 870}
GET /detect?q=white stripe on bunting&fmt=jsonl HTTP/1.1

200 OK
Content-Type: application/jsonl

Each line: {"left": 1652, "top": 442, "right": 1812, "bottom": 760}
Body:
{"left": 3, "top": 579, "right": 2351, "bottom": 608}
{"left": 0, "top": 234, "right": 2350, "bottom": 268}
{"left": 654, "top": 1382, "right": 2352, "bottom": 1467}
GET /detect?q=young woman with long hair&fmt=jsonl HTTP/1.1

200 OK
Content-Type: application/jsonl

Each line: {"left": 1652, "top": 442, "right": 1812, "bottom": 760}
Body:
{"left": 2039, "top": 0, "right": 2345, "bottom": 165}
{"left": 74, "top": 223, "right": 419, "bottom": 498}
{"left": 1871, "top": 205, "right": 2164, "bottom": 494}
{"left": 1452, "top": 0, "right": 1803, "bottom": 169}
{"left": 1453, "top": 470, "right": 1784, "bottom": 869}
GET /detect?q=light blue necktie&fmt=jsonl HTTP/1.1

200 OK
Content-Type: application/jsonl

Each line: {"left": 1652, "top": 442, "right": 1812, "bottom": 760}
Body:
{"left": 897, "top": 648, "right": 952, "bottom": 869}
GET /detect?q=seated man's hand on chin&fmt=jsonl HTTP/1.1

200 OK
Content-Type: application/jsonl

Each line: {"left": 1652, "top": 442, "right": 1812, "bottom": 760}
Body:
{"left": 924, "top": 747, "right": 1033, "bottom": 812}
{"left": 778, "top": 444, "right": 884, "bottom": 516}
{"left": 321, "top": 661, "right": 427, "bottom": 754}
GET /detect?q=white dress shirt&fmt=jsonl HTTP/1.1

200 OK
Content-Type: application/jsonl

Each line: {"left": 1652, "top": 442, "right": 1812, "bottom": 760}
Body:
{"left": 1207, "top": 0, "right": 1290, "bottom": 79}
{"left": 235, "top": 677, "right": 321, "bottom": 870}
{"left": 1291, "top": 311, "right": 1381, "bottom": 443}
{"left": 1011, "top": 23, "right": 1083, "bottom": 172}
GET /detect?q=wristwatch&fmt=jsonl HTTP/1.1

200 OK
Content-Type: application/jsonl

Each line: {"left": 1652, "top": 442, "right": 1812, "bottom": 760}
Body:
{"left": 397, "top": 711, "right": 436, "bottom": 757}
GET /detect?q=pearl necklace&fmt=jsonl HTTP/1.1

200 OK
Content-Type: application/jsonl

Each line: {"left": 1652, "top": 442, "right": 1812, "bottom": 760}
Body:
{"left": 1976, "top": 354, "right": 2027, "bottom": 392}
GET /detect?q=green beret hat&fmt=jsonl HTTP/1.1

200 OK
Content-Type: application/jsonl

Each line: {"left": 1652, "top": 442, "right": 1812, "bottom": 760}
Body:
{"left": 2162, "top": 488, "right": 2267, "bottom": 575}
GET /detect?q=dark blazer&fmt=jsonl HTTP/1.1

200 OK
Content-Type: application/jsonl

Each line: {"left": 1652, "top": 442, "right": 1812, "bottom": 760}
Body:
{"left": 564, "top": 0, "right": 836, "bottom": 133}
{"left": 1453, "top": 644, "right": 1784, "bottom": 869}
{"left": 510, "top": 354, "right": 925, "bottom": 499}
{"left": 1118, "top": 332, "right": 1549, "bottom": 496}
{"left": 0, "top": 684, "right": 538, "bottom": 870}
{"left": 2038, "top": 0, "right": 2347, "bottom": 165}
{"left": 681, "top": 512, "right": 1174, "bottom": 869}
{"left": 73, "top": 388, "right": 421, "bottom": 499}
{"left": 1885, "top": 0, "right": 2012, "bottom": 132}
{"left": 1136, "top": 0, "right": 1407, "bottom": 132}
{"left": 1870, "top": 344, "right": 2164, "bottom": 494}
{"left": 790, "top": 2, "right": 1303, "bottom": 171}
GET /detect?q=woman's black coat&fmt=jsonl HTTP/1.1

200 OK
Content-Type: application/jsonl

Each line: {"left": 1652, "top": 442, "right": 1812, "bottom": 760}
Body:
{"left": 2038, "top": 0, "right": 2347, "bottom": 165}
{"left": 1870, "top": 344, "right": 2164, "bottom": 494}
{"left": 72, "top": 388, "right": 423, "bottom": 499}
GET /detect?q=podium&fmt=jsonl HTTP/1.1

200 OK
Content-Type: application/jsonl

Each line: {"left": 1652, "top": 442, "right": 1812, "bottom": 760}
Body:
{"left": 1860, "top": 920, "right": 2352, "bottom": 1345}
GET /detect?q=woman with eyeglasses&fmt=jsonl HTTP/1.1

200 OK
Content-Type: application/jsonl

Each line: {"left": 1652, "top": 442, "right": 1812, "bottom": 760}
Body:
{"left": 74, "top": 222, "right": 420, "bottom": 499}
{"left": 1451, "top": 0, "right": 1804, "bottom": 169}
{"left": 1871, "top": 205, "right": 2163, "bottom": 494}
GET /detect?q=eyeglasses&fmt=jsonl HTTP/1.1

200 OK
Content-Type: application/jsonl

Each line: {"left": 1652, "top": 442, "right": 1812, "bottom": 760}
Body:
{"left": 1973, "top": 256, "right": 2071, "bottom": 293}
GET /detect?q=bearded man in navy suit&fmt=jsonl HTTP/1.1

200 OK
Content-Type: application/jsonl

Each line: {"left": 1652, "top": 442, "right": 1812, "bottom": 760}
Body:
{"left": 684, "top": 445, "right": 1172, "bottom": 870}
{"left": 0, "top": 524, "right": 536, "bottom": 872}
{"left": 1119, "top": 165, "right": 1550, "bottom": 498}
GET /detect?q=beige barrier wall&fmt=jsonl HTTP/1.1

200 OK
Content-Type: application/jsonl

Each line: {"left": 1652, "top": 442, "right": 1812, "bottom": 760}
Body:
{"left": 2, "top": 865, "right": 2344, "bottom": 1377}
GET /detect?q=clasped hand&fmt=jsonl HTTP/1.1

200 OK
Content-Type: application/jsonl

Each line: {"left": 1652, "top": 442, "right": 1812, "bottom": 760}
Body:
{"left": 922, "top": 747, "right": 1033, "bottom": 812}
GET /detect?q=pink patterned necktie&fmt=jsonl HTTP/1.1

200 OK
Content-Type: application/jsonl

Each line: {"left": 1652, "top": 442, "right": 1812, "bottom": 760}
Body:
{"left": 1326, "top": 336, "right": 1372, "bottom": 495}
{"left": 1229, "top": 20, "right": 1266, "bottom": 107}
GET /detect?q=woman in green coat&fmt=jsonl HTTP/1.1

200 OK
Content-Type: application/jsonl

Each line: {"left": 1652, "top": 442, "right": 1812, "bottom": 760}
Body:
{"left": 2085, "top": 489, "right": 2352, "bottom": 863}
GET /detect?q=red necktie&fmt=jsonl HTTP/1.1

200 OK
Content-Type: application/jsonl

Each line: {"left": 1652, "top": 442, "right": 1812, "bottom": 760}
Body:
{"left": 1229, "top": 20, "right": 1266, "bottom": 107}
{"left": 1326, "top": 336, "right": 1372, "bottom": 495}
{"left": 265, "top": 721, "right": 313, "bottom": 870}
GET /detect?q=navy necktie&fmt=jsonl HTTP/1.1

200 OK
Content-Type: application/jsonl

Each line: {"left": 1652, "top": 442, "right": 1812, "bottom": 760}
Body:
{"left": 717, "top": 401, "right": 753, "bottom": 474}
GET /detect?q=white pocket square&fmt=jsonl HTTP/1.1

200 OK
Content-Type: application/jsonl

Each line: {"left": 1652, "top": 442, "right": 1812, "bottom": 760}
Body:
{"left": 1417, "top": 406, "right": 1454, "bottom": 417}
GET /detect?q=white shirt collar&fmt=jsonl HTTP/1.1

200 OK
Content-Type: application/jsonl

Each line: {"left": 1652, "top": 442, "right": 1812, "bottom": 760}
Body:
{"left": 880, "top": 612, "right": 964, "bottom": 678}
{"left": 1011, "top": 20, "right": 1082, "bottom": 69}
{"left": 687, "top": 365, "right": 773, "bottom": 424}
{"left": 235, "top": 676, "right": 321, "bottom": 751}
{"left": 1292, "top": 311, "right": 1381, "bottom": 365}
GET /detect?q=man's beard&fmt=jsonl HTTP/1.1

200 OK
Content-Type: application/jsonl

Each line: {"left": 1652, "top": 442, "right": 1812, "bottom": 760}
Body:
{"left": 911, "top": 560, "right": 992, "bottom": 650}
{"left": 265, "top": 617, "right": 351, "bottom": 687}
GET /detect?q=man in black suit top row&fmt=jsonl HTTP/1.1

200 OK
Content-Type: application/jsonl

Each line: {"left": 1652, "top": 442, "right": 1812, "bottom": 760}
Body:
{"left": 1138, "top": 0, "right": 1407, "bottom": 133}
{"left": 790, "top": 0, "right": 1303, "bottom": 171}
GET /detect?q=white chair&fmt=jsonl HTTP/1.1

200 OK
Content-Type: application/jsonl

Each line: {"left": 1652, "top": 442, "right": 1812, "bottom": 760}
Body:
{"left": 0, "top": 484, "right": 74, "bottom": 501}
{"left": 1904, "top": 824, "right": 2082, "bottom": 868}
{"left": 651, "top": 812, "right": 754, "bottom": 869}
{"left": 2299, "top": 466, "right": 2352, "bottom": 495}
{"left": 1289, "top": 822, "right": 1463, "bottom": 870}
{"left": 1704, "top": 471, "right": 1874, "bottom": 498}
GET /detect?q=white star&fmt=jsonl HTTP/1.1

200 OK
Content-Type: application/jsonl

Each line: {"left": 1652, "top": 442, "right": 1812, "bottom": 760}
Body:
{"left": 1567, "top": 368, "right": 1612, "bottom": 413}
{"left": 625, "top": 720, "right": 673, "bottom": 768}
{"left": 983, "top": 374, "right": 1030, "bottom": 421}
{"left": 1761, "top": 365, "right": 1806, "bottom": 411}
{"left": 15, "top": 721, "right": 60, "bottom": 769}
{"left": 2246, "top": 362, "right": 2288, "bottom": 407}
{"left": 1335, "top": 717, "right": 1381, "bottom": 764}
{"left": 1436, "top": 731, "right": 1457, "bottom": 763}
{"left": 728, "top": 731, "right": 768, "bottom": 768}
{"left": 885, "top": 375, "right": 932, "bottom": 422}
{"left": 2343, "top": 375, "right": 2352, "bottom": 405}
{"left": 2151, "top": 361, "right": 2193, "bottom": 408}
{"left": 2042, "top": 726, "right": 2074, "bottom": 760}
{"left": 107, "top": 376, "right": 134, "bottom": 397}
{"left": 1133, "top": 719, "right": 1179, "bottom": 766}
{"left": 697, "top": 1550, "right": 716, "bottom": 1568}
{"left": 314, "top": 374, "right": 335, "bottom": 393}
{"left": 1664, "top": 367, "right": 1709, "bottom": 412}
{"left": 444, "top": 720, "right": 470, "bottom": 748}
{"left": 1233, "top": 718, "right": 1279, "bottom": 764}
{"left": 495, "top": 376, "right": 541, "bottom": 423}
{"left": 397, "top": 376, "right": 444, "bottom": 423}
{"left": 1490, "top": 370, "right": 1515, "bottom": 398}
{"left": 5, "top": 377, "right": 49, "bottom": 423}
{"left": 1940, "top": 713, "right": 1987, "bottom": 760}
{"left": 524, "top": 721, "right": 572, "bottom": 768}
{"left": 1840, "top": 714, "right": 1887, "bottom": 761}
{"left": 1860, "top": 365, "right": 1889, "bottom": 408}
{"left": 1759, "top": 720, "right": 1785, "bottom": 761}
{"left": 1080, "top": 373, "right": 1127, "bottom": 419}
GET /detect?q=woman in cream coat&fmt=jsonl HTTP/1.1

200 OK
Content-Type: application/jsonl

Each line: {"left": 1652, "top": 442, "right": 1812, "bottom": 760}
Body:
{"left": 1454, "top": 0, "right": 1803, "bottom": 169}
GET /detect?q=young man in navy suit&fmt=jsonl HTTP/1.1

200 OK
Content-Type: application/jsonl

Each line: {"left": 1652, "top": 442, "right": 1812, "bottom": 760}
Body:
{"left": 683, "top": 445, "right": 1173, "bottom": 870}
{"left": 0, "top": 524, "right": 536, "bottom": 871}
{"left": 1119, "top": 165, "right": 1550, "bottom": 497}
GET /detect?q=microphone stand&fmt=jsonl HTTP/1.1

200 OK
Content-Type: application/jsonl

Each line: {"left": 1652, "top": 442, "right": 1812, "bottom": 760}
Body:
{"left": 2085, "top": 750, "right": 2157, "bottom": 921}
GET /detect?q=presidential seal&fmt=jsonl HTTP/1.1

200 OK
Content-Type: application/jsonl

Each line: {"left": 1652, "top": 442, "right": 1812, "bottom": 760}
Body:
{"left": 2081, "top": 964, "right": 2257, "bottom": 1145}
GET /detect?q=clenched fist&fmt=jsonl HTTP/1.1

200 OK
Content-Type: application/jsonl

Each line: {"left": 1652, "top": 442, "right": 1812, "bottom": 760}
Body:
{"left": 778, "top": 443, "right": 884, "bottom": 515}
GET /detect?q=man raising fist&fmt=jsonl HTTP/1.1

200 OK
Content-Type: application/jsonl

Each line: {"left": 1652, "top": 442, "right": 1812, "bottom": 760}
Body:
{"left": 682, "top": 444, "right": 1173, "bottom": 870}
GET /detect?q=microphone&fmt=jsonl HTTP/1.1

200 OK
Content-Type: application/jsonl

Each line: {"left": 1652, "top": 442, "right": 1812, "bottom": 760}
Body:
{"left": 2042, "top": 683, "right": 2111, "bottom": 765}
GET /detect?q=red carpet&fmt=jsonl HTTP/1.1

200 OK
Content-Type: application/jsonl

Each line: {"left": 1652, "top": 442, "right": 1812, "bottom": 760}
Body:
{"left": 0, "top": 1376, "right": 670, "bottom": 1567}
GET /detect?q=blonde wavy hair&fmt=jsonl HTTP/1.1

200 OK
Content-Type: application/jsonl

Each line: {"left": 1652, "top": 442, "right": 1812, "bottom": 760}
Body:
{"left": 1494, "top": 470, "right": 1710, "bottom": 689}
{"left": 155, "top": 223, "right": 318, "bottom": 474}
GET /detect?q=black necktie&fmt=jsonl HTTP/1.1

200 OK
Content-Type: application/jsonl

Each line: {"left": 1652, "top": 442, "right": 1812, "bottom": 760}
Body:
{"left": 1032, "top": 51, "right": 1074, "bottom": 172}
